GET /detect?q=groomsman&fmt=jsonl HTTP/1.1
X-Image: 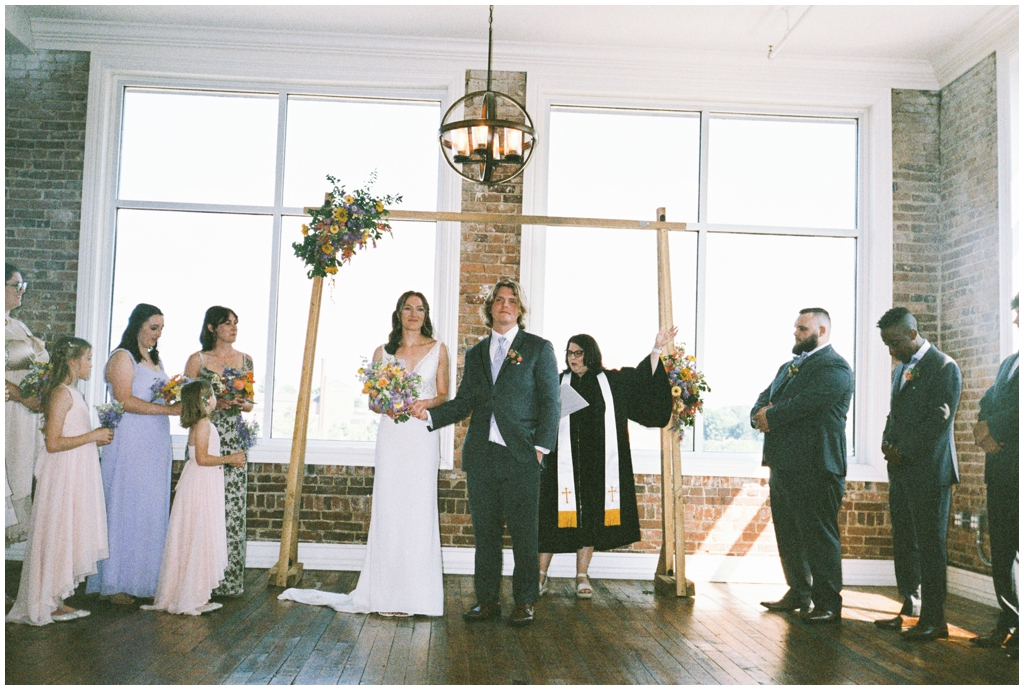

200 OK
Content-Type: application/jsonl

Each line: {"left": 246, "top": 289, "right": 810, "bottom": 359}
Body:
{"left": 415, "top": 279, "right": 560, "bottom": 626}
{"left": 752, "top": 308, "right": 854, "bottom": 624}
{"left": 970, "top": 294, "right": 1019, "bottom": 657}
{"left": 876, "top": 307, "right": 961, "bottom": 641}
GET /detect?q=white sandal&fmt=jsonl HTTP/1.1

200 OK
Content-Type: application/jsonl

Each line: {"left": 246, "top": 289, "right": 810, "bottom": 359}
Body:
{"left": 539, "top": 571, "right": 549, "bottom": 596}
{"left": 576, "top": 573, "right": 593, "bottom": 599}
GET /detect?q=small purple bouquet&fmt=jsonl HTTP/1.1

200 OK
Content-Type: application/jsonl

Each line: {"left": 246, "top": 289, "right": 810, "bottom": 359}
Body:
{"left": 234, "top": 416, "right": 260, "bottom": 451}
{"left": 357, "top": 358, "right": 422, "bottom": 424}
{"left": 95, "top": 402, "right": 125, "bottom": 429}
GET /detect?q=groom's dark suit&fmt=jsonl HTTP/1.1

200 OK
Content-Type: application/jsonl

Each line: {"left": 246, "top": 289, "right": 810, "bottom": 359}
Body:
{"left": 429, "top": 328, "right": 560, "bottom": 605}
{"left": 752, "top": 344, "right": 854, "bottom": 613}
{"left": 883, "top": 343, "right": 961, "bottom": 628}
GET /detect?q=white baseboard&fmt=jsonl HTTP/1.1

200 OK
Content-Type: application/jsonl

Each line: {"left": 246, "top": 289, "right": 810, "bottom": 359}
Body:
{"left": 244, "top": 542, "right": 896, "bottom": 586}
{"left": 947, "top": 565, "right": 1000, "bottom": 608}
{"left": 7, "top": 539, "right": 998, "bottom": 608}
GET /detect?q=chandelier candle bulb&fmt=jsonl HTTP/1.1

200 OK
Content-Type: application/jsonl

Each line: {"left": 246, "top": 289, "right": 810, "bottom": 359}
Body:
{"left": 506, "top": 128, "right": 523, "bottom": 157}
{"left": 472, "top": 125, "right": 488, "bottom": 151}
{"left": 454, "top": 128, "right": 470, "bottom": 156}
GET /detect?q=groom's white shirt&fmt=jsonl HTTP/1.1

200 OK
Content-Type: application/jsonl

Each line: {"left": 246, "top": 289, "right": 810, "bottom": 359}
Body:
{"left": 488, "top": 325, "right": 518, "bottom": 446}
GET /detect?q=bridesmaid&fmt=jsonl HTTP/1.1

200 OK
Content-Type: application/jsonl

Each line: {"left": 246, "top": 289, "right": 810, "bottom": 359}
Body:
{"left": 6, "top": 337, "right": 112, "bottom": 625}
{"left": 86, "top": 304, "right": 180, "bottom": 605}
{"left": 5, "top": 263, "right": 49, "bottom": 541}
{"left": 184, "top": 306, "right": 254, "bottom": 596}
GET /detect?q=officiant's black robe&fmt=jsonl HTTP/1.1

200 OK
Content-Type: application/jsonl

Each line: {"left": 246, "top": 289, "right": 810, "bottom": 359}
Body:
{"left": 538, "top": 355, "right": 672, "bottom": 553}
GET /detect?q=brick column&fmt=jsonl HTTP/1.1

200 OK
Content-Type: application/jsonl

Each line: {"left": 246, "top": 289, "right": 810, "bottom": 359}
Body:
{"left": 5, "top": 50, "right": 90, "bottom": 343}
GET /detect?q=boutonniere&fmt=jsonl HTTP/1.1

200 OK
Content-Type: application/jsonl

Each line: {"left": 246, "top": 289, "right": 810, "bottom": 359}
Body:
{"left": 904, "top": 366, "right": 919, "bottom": 384}
{"left": 506, "top": 349, "right": 523, "bottom": 365}
{"left": 787, "top": 362, "right": 800, "bottom": 378}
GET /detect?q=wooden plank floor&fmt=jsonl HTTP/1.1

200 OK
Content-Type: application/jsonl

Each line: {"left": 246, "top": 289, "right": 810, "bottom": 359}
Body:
{"left": 5, "top": 562, "right": 1018, "bottom": 685}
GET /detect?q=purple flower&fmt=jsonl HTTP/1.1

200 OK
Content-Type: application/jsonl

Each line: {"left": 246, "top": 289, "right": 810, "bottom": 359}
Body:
{"left": 96, "top": 402, "right": 125, "bottom": 429}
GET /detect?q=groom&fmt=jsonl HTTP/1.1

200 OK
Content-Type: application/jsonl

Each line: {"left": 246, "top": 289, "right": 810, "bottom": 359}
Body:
{"left": 413, "top": 278, "right": 560, "bottom": 626}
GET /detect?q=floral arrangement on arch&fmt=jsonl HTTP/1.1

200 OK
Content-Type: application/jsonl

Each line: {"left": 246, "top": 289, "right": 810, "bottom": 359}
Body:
{"left": 292, "top": 174, "right": 402, "bottom": 279}
{"left": 662, "top": 343, "right": 710, "bottom": 441}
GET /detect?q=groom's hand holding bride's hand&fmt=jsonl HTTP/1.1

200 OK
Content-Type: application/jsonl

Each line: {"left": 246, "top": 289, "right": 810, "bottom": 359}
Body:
{"left": 409, "top": 399, "right": 430, "bottom": 421}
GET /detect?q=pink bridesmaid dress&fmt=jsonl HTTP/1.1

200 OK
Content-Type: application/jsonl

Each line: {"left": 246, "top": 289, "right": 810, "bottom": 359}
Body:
{"left": 142, "top": 423, "right": 228, "bottom": 615}
{"left": 6, "top": 385, "right": 108, "bottom": 626}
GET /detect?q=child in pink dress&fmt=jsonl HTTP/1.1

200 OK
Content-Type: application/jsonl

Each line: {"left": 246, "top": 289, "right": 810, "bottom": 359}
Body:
{"left": 142, "top": 380, "right": 245, "bottom": 615}
{"left": 6, "top": 337, "right": 113, "bottom": 625}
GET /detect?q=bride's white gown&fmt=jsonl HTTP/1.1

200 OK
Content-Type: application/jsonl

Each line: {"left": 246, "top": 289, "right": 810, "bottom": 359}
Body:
{"left": 278, "top": 342, "right": 444, "bottom": 615}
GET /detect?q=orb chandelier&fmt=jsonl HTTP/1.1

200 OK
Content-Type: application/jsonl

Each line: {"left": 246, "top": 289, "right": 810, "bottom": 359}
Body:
{"left": 438, "top": 6, "right": 536, "bottom": 186}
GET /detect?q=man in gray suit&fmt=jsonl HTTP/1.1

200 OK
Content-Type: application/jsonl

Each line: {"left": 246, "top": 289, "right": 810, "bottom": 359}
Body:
{"left": 414, "top": 278, "right": 559, "bottom": 626}
{"left": 971, "top": 294, "right": 1018, "bottom": 656}
{"left": 752, "top": 308, "right": 854, "bottom": 624}
{"left": 876, "top": 307, "right": 961, "bottom": 641}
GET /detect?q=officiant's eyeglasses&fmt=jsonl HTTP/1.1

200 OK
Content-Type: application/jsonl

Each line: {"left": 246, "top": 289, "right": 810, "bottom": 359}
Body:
{"left": 566, "top": 349, "right": 585, "bottom": 359}
{"left": 6, "top": 281, "right": 27, "bottom": 292}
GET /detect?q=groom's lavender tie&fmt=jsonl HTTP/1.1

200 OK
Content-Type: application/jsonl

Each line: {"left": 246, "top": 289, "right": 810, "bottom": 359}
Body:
{"left": 492, "top": 336, "right": 507, "bottom": 384}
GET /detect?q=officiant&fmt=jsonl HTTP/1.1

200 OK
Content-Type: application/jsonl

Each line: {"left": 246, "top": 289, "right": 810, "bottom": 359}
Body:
{"left": 538, "top": 328, "right": 675, "bottom": 598}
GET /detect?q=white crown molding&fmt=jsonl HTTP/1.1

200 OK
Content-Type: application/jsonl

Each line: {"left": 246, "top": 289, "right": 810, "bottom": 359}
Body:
{"left": 931, "top": 5, "right": 1019, "bottom": 88}
{"left": 30, "top": 17, "right": 940, "bottom": 95}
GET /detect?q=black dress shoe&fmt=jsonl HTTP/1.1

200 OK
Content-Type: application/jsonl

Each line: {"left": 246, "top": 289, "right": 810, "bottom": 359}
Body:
{"left": 874, "top": 614, "right": 905, "bottom": 630}
{"left": 760, "top": 597, "right": 811, "bottom": 612}
{"left": 901, "top": 623, "right": 949, "bottom": 641}
{"left": 803, "top": 608, "right": 841, "bottom": 624}
{"left": 462, "top": 602, "right": 501, "bottom": 621}
{"left": 970, "top": 627, "right": 1012, "bottom": 648}
{"left": 507, "top": 603, "right": 534, "bottom": 627}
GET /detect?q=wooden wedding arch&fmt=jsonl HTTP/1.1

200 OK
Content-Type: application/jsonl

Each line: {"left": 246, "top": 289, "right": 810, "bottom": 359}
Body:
{"left": 270, "top": 206, "right": 695, "bottom": 598}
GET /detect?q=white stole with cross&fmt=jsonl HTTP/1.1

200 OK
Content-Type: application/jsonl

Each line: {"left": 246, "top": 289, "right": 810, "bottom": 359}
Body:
{"left": 556, "top": 372, "right": 620, "bottom": 528}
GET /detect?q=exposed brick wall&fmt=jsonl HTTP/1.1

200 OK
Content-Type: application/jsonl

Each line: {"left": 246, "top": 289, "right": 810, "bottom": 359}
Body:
{"left": 937, "top": 55, "right": 1001, "bottom": 574}
{"left": 892, "top": 89, "right": 943, "bottom": 343}
{"left": 4, "top": 50, "right": 90, "bottom": 344}
{"left": 889, "top": 56, "right": 1002, "bottom": 576}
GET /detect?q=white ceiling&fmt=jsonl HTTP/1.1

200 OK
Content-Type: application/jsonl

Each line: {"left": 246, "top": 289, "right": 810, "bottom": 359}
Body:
{"left": 13, "top": 4, "right": 1003, "bottom": 63}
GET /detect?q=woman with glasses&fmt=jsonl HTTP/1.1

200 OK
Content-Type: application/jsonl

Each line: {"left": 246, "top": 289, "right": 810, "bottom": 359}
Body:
{"left": 4, "top": 263, "right": 48, "bottom": 542}
{"left": 537, "top": 328, "right": 674, "bottom": 598}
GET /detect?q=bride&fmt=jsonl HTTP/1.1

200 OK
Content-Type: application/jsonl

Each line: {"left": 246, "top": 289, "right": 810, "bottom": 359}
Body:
{"left": 279, "top": 291, "right": 449, "bottom": 616}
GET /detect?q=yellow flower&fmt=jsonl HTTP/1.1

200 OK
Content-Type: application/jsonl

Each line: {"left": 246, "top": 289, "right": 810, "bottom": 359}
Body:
{"left": 330, "top": 224, "right": 339, "bottom": 234}
{"left": 671, "top": 386, "right": 682, "bottom": 397}
{"left": 361, "top": 383, "right": 371, "bottom": 394}
{"left": 344, "top": 195, "right": 354, "bottom": 204}
{"left": 325, "top": 265, "right": 338, "bottom": 275}
{"left": 301, "top": 224, "right": 309, "bottom": 236}
{"left": 375, "top": 201, "right": 384, "bottom": 212}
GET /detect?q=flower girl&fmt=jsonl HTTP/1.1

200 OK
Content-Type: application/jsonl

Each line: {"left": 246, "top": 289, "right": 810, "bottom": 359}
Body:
{"left": 6, "top": 337, "right": 113, "bottom": 625}
{"left": 142, "top": 380, "right": 245, "bottom": 615}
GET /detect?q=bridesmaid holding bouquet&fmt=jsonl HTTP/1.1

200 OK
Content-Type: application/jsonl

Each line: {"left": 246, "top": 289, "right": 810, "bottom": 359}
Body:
{"left": 87, "top": 304, "right": 181, "bottom": 605}
{"left": 184, "top": 306, "right": 255, "bottom": 596}
{"left": 7, "top": 337, "right": 112, "bottom": 625}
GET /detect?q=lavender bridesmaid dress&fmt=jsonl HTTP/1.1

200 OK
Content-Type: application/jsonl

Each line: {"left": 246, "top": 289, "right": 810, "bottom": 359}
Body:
{"left": 86, "top": 350, "right": 173, "bottom": 598}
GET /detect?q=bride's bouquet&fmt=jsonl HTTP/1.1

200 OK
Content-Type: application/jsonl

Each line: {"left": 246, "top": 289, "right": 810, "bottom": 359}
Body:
{"left": 662, "top": 343, "right": 710, "bottom": 441}
{"left": 357, "top": 358, "right": 422, "bottom": 424}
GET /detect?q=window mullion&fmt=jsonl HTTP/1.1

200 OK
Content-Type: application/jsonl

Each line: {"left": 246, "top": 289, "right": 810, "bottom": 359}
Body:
{"left": 261, "top": 89, "right": 290, "bottom": 440}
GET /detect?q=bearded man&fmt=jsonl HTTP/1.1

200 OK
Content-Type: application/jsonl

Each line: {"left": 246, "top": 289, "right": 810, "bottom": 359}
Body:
{"left": 751, "top": 308, "right": 854, "bottom": 624}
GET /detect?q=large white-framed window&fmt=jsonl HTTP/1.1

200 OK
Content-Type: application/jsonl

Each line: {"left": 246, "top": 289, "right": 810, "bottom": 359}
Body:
{"left": 525, "top": 100, "right": 889, "bottom": 481}
{"left": 90, "top": 80, "right": 459, "bottom": 468}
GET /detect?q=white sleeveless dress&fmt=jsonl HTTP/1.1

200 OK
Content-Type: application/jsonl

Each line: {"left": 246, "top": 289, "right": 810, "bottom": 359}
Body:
{"left": 279, "top": 341, "right": 444, "bottom": 615}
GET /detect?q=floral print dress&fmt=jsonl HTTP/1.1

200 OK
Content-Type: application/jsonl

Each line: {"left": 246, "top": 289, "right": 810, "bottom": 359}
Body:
{"left": 198, "top": 354, "right": 253, "bottom": 596}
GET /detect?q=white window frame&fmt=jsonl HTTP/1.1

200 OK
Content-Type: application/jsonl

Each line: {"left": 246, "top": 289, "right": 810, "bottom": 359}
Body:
{"left": 997, "top": 43, "right": 1019, "bottom": 358}
{"left": 521, "top": 90, "right": 893, "bottom": 482}
{"left": 76, "top": 64, "right": 463, "bottom": 469}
